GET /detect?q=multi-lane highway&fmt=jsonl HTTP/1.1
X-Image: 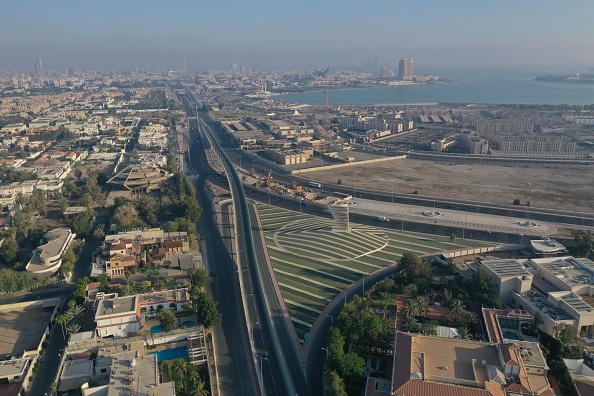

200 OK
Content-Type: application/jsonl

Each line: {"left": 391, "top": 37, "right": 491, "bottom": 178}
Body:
{"left": 182, "top": 91, "right": 304, "bottom": 395}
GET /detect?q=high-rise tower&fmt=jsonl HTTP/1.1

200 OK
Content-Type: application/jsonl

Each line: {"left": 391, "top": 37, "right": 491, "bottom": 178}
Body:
{"left": 398, "top": 59, "right": 414, "bottom": 80}
{"left": 34, "top": 58, "right": 44, "bottom": 76}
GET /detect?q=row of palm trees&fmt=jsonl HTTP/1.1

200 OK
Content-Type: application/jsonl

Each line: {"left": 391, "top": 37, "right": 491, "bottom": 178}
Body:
{"left": 55, "top": 304, "right": 86, "bottom": 339}
{"left": 119, "top": 277, "right": 187, "bottom": 296}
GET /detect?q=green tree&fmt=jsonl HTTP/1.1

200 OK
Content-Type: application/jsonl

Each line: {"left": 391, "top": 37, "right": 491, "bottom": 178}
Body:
{"left": 450, "top": 233, "right": 456, "bottom": 243}
{"left": 70, "top": 209, "right": 95, "bottom": 238}
{"left": 396, "top": 252, "right": 432, "bottom": 293}
{"left": 469, "top": 269, "right": 503, "bottom": 309}
{"left": 325, "top": 370, "right": 347, "bottom": 396}
{"left": 570, "top": 231, "right": 594, "bottom": 259}
{"left": 93, "top": 226, "right": 105, "bottom": 241}
{"left": 192, "top": 291, "right": 222, "bottom": 328}
{"left": 513, "top": 198, "right": 521, "bottom": 205}
{"left": 402, "top": 316, "right": 420, "bottom": 333}
{"left": 156, "top": 309, "right": 177, "bottom": 332}
{"left": 339, "top": 351, "right": 365, "bottom": 381}
{"left": 0, "top": 237, "right": 19, "bottom": 266}
{"left": 188, "top": 268, "right": 211, "bottom": 289}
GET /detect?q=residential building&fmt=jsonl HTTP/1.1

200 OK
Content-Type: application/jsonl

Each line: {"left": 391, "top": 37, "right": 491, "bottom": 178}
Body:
{"left": 398, "top": 59, "right": 414, "bottom": 81}
{"left": 367, "top": 332, "right": 554, "bottom": 396}
{"left": 94, "top": 288, "right": 190, "bottom": 338}
{"left": 460, "top": 131, "right": 490, "bottom": 154}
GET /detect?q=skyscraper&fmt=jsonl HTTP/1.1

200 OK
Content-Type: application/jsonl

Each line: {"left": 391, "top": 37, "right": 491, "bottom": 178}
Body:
{"left": 34, "top": 58, "right": 43, "bottom": 76}
{"left": 398, "top": 59, "right": 414, "bottom": 80}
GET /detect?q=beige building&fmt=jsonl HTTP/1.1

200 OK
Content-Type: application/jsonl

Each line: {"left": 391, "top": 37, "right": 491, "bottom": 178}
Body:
{"left": 368, "top": 332, "right": 554, "bottom": 396}
{"left": 264, "top": 148, "right": 313, "bottom": 165}
{"left": 460, "top": 132, "right": 490, "bottom": 154}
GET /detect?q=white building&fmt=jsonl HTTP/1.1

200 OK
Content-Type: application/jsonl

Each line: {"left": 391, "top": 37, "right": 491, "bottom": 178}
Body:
{"left": 94, "top": 288, "right": 190, "bottom": 338}
{"left": 26, "top": 228, "right": 75, "bottom": 275}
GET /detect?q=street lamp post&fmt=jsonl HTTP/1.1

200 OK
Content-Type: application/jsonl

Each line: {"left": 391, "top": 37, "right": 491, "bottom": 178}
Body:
{"left": 326, "top": 314, "right": 333, "bottom": 327}
{"left": 256, "top": 354, "right": 268, "bottom": 390}
{"left": 321, "top": 347, "right": 329, "bottom": 361}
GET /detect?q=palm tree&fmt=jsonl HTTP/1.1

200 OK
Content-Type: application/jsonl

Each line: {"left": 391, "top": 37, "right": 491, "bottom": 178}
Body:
{"left": 187, "top": 370, "right": 210, "bottom": 396}
{"left": 55, "top": 314, "right": 69, "bottom": 339}
{"left": 172, "top": 358, "right": 189, "bottom": 387}
{"left": 402, "top": 298, "right": 418, "bottom": 318}
{"left": 66, "top": 323, "right": 81, "bottom": 335}
{"left": 66, "top": 304, "right": 85, "bottom": 325}
{"left": 458, "top": 327, "right": 471, "bottom": 340}
{"left": 402, "top": 316, "right": 420, "bottom": 333}
{"left": 415, "top": 297, "right": 429, "bottom": 318}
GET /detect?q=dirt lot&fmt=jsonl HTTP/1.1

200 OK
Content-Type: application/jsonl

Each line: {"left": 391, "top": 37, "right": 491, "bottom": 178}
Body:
{"left": 309, "top": 158, "right": 594, "bottom": 213}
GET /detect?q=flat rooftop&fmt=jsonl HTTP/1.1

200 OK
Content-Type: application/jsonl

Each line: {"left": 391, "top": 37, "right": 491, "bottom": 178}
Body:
{"left": 96, "top": 296, "right": 137, "bottom": 317}
{"left": 410, "top": 334, "right": 501, "bottom": 382}
{"left": 480, "top": 259, "right": 532, "bottom": 278}
{"left": 514, "top": 341, "right": 547, "bottom": 369}
{"left": 0, "top": 301, "right": 55, "bottom": 359}
{"left": 530, "top": 238, "right": 566, "bottom": 254}
{"left": 138, "top": 288, "right": 189, "bottom": 306}
{"left": 531, "top": 256, "right": 594, "bottom": 287}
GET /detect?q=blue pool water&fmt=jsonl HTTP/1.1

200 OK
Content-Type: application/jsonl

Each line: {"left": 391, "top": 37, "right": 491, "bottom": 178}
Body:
{"left": 503, "top": 331, "right": 520, "bottom": 340}
{"left": 180, "top": 320, "right": 196, "bottom": 328}
{"left": 150, "top": 325, "right": 164, "bottom": 333}
{"left": 149, "top": 346, "right": 189, "bottom": 362}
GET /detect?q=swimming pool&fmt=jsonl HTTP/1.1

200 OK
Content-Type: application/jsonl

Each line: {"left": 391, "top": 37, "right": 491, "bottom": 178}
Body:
{"left": 503, "top": 331, "right": 520, "bottom": 340}
{"left": 180, "top": 320, "right": 196, "bottom": 328}
{"left": 150, "top": 325, "right": 164, "bottom": 333}
{"left": 149, "top": 346, "right": 189, "bottom": 362}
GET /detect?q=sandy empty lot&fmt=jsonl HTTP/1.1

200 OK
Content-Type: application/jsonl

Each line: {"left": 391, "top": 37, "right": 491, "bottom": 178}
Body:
{"left": 309, "top": 159, "right": 594, "bottom": 213}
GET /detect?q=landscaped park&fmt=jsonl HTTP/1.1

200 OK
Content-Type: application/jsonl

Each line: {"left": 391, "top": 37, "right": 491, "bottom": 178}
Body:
{"left": 256, "top": 203, "right": 491, "bottom": 339}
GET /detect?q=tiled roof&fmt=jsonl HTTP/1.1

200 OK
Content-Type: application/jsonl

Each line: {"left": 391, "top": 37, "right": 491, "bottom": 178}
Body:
{"left": 394, "top": 380, "right": 494, "bottom": 396}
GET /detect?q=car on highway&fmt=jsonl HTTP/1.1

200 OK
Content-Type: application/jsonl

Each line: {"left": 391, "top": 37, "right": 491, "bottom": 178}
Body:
{"left": 514, "top": 232, "right": 523, "bottom": 237}
{"left": 378, "top": 216, "right": 390, "bottom": 222}
{"left": 321, "top": 209, "right": 330, "bottom": 214}
{"left": 482, "top": 230, "right": 492, "bottom": 234}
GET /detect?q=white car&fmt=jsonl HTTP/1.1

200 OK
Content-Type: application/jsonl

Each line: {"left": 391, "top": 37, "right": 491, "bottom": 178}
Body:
{"left": 378, "top": 216, "right": 389, "bottom": 222}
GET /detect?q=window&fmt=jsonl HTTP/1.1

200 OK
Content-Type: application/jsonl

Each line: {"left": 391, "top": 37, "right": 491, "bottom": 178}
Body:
{"left": 101, "top": 368, "right": 107, "bottom": 373}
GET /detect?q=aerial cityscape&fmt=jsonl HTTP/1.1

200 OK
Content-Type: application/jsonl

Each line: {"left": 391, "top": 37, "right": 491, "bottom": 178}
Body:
{"left": 2, "top": 2, "right": 594, "bottom": 396}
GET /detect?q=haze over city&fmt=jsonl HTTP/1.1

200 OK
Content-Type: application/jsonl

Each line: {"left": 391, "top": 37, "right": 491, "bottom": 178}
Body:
{"left": 3, "top": 2, "right": 594, "bottom": 396}
{"left": 2, "top": 0, "right": 594, "bottom": 72}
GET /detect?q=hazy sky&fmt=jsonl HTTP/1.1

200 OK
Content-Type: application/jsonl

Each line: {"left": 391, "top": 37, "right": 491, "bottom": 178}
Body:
{"left": 1, "top": 1, "right": 594, "bottom": 72}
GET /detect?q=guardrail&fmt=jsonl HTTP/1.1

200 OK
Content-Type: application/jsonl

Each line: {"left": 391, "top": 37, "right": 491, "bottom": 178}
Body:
{"left": 199, "top": 115, "right": 298, "bottom": 395}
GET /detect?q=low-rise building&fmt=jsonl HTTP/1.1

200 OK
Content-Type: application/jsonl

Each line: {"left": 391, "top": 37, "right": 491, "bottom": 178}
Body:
{"left": 264, "top": 148, "right": 313, "bottom": 165}
{"left": 368, "top": 332, "right": 554, "bottom": 396}
{"left": 94, "top": 288, "right": 190, "bottom": 338}
{"left": 26, "top": 228, "right": 75, "bottom": 275}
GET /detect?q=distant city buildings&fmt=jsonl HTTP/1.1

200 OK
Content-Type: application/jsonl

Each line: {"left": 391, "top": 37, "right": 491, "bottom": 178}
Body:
{"left": 34, "top": 58, "right": 43, "bottom": 76}
{"left": 398, "top": 59, "right": 414, "bottom": 80}
{"left": 381, "top": 67, "right": 395, "bottom": 78}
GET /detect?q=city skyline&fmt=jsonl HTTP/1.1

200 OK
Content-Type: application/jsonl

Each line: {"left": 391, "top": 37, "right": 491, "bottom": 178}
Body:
{"left": 1, "top": 1, "right": 594, "bottom": 72}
